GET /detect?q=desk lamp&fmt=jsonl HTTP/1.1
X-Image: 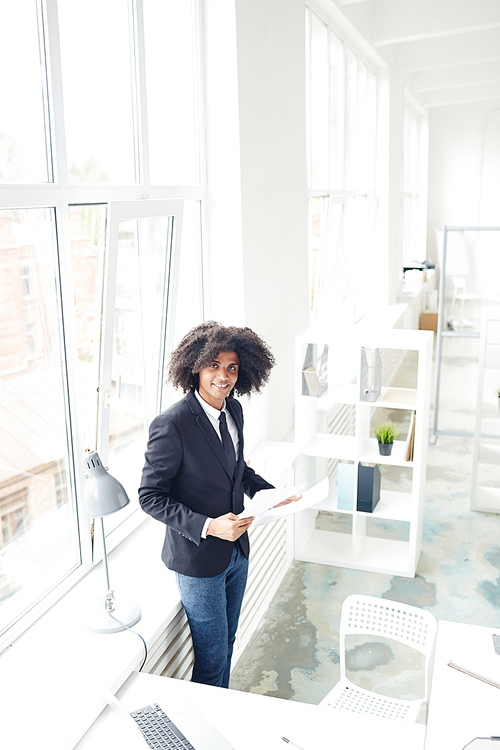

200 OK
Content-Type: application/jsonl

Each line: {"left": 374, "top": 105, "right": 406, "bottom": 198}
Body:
{"left": 83, "top": 450, "right": 141, "bottom": 634}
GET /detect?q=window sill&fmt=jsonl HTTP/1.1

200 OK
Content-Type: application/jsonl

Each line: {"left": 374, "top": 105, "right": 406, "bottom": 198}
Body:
{"left": 0, "top": 515, "right": 180, "bottom": 750}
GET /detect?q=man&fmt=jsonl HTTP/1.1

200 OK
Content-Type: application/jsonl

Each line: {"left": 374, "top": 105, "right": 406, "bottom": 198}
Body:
{"left": 139, "top": 321, "right": 299, "bottom": 687}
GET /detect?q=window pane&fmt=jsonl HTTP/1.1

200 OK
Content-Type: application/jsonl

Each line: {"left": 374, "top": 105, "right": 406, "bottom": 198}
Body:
{"left": 144, "top": 0, "right": 200, "bottom": 185}
{"left": 0, "top": 1, "right": 51, "bottom": 182}
{"left": 356, "top": 60, "right": 368, "bottom": 188}
{"left": 309, "top": 12, "right": 329, "bottom": 188}
{"left": 310, "top": 198, "right": 344, "bottom": 324}
{"left": 365, "top": 69, "right": 378, "bottom": 193}
{"left": 0, "top": 209, "right": 80, "bottom": 635}
{"left": 162, "top": 200, "right": 204, "bottom": 408}
{"left": 58, "top": 0, "right": 136, "bottom": 183}
{"left": 309, "top": 196, "right": 328, "bottom": 314}
{"left": 344, "top": 49, "right": 358, "bottom": 190}
{"left": 103, "top": 216, "right": 174, "bottom": 533}
{"left": 69, "top": 205, "right": 106, "bottom": 450}
{"left": 328, "top": 31, "right": 344, "bottom": 190}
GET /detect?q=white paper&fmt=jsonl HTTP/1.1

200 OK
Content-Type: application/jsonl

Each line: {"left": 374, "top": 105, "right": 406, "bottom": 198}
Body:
{"left": 239, "top": 485, "right": 305, "bottom": 520}
{"left": 240, "top": 478, "right": 329, "bottom": 527}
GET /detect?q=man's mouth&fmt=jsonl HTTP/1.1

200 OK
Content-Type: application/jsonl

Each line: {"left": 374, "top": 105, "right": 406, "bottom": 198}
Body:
{"left": 212, "top": 382, "right": 230, "bottom": 391}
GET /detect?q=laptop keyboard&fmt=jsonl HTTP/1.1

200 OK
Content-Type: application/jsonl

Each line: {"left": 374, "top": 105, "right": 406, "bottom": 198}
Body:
{"left": 130, "top": 703, "right": 195, "bottom": 749}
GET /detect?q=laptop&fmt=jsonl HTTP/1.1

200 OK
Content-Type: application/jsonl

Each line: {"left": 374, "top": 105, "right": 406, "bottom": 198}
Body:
{"left": 105, "top": 689, "right": 234, "bottom": 750}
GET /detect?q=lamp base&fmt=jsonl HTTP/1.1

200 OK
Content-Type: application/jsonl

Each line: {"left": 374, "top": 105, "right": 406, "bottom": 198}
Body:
{"left": 85, "top": 596, "right": 141, "bottom": 634}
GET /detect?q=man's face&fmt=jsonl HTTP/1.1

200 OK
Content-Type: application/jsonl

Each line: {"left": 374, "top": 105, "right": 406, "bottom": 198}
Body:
{"left": 197, "top": 350, "right": 239, "bottom": 410}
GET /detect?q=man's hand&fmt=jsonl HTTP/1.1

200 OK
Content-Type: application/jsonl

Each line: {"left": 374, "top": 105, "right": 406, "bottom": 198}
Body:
{"left": 273, "top": 494, "right": 302, "bottom": 508}
{"left": 207, "top": 513, "right": 254, "bottom": 541}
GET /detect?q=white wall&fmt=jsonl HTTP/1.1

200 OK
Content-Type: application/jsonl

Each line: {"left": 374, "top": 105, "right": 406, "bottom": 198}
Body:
{"left": 427, "top": 100, "right": 500, "bottom": 257}
{"left": 203, "top": 0, "right": 310, "bottom": 446}
{"left": 235, "top": 0, "right": 310, "bottom": 443}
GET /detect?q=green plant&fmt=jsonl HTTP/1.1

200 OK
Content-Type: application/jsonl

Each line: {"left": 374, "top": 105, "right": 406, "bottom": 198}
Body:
{"left": 374, "top": 419, "right": 400, "bottom": 444}
{"left": 496, "top": 386, "right": 500, "bottom": 397}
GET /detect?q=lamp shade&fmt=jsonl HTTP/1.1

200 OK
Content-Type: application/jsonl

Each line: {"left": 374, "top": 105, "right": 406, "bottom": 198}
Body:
{"left": 83, "top": 451, "right": 130, "bottom": 517}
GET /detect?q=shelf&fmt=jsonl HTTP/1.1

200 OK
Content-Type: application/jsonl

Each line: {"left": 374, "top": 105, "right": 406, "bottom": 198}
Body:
{"left": 361, "top": 490, "right": 413, "bottom": 522}
{"left": 315, "top": 492, "right": 353, "bottom": 515}
{"left": 295, "top": 529, "right": 354, "bottom": 567}
{"left": 304, "top": 434, "right": 356, "bottom": 460}
{"left": 294, "top": 327, "right": 432, "bottom": 576}
{"left": 315, "top": 489, "right": 412, "bottom": 522}
{"left": 359, "top": 438, "right": 414, "bottom": 467}
{"left": 368, "top": 387, "right": 417, "bottom": 410}
{"left": 312, "top": 385, "right": 417, "bottom": 413}
{"left": 353, "top": 536, "right": 412, "bottom": 577}
{"left": 315, "top": 384, "right": 357, "bottom": 412}
{"left": 295, "top": 529, "right": 412, "bottom": 576}
{"left": 304, "top": 436, "right": 414, "bottom": 465}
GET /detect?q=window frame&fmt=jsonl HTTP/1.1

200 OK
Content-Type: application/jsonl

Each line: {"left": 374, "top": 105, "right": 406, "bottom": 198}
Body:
{"left": 0, "top": 0, "right": 206, "bottom": 651}
{"left": 402, "top": 92, "right": 429, "bottom": 265}
{"left": 306, "top": 1, "right": 385, "bottom": 325}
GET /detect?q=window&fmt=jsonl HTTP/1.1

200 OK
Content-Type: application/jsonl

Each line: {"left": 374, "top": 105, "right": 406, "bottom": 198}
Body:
{"left": 1, "top": 490, "right": 28, "bottom": 546}
{"left": 143, "top": 0, "right": 201, "bottom": 185}
{"left": 0, "top": 0, "right": 204, "bottom": 646}
{"left": 0, "top": 208, "right": 80, "bottom": 634}
{"left": 0, "top": 1, "right": 51, "bottom": 183}
{"left": 402, "top": 98, "right": 428, "bottom": 264}
{"left": 306, "top": 5, "right": 382, "bottom": 325}
{"left": 58, "top": 0, "right": 138, "bottom": 184}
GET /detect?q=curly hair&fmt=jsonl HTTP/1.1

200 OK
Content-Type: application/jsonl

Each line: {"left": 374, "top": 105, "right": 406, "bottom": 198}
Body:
{"left": 168, "top": 321, "right": 276, "bottom": 397}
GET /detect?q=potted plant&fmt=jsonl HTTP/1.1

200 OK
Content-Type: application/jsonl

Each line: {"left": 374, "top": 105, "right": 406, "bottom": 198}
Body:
{"left": 374, "top": 420, "right": 400, "bottom": 456}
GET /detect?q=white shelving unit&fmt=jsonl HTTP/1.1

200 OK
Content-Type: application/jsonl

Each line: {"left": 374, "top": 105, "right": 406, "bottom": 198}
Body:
{"left": 471, "top": 307, "right": 500, "bottom": 513}
{"left": 294, "top": 327, "right": 433, "bottom": 578}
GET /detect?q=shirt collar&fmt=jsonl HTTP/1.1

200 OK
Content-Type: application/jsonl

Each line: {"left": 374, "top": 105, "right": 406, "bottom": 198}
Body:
{"left": 195, "top": 388, "right": 226, "bottom": 420}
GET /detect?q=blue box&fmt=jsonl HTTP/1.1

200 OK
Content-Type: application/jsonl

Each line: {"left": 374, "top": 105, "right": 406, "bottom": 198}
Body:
{"left": 337, "top": 462, "right": 354, "bottom": 510}
{"left": 357, "top": 464, "right": 381, "bottom": 513}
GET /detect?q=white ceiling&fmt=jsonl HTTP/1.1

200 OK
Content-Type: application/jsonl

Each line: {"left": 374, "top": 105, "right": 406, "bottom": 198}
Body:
{"left": 335, "top": 0, "right": 500, "bottom": 108}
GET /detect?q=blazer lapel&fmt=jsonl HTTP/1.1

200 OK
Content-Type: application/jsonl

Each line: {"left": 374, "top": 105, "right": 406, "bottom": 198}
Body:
{"left": 185, "top": 391, "right": 236, "bottom": 481}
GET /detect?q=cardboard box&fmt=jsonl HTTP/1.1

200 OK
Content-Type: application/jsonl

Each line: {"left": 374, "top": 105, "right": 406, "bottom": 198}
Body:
{"left": 420, "top": 311, "right": 438, "bottom": 333}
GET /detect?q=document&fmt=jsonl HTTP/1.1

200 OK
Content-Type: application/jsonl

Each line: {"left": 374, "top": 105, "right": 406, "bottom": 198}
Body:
{"left": 240, "top": 478, "right": 329, "bottom": 528}
{"left": 239, "top": 485, "right": 306, "bottom": 520}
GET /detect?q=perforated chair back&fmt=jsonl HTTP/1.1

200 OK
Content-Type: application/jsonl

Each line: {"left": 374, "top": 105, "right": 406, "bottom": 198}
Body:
{"left": 320, "top": 594, "right": 438, "bottom": 722}
{"left": 340, "top": 594, "right": 436, "bottom": 656}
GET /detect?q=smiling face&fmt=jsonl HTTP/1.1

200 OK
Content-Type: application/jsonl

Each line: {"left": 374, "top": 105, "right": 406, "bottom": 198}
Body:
{"left": 197, "top": 351, "right": 240, "bottom": 410}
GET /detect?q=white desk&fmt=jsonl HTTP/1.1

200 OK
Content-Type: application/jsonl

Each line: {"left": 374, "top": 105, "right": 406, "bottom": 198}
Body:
{"left": 76, "top": 671, "right": 426, "bottom": 750}
{"left": 425, "top": 620, "right": 500, "bottom": 749}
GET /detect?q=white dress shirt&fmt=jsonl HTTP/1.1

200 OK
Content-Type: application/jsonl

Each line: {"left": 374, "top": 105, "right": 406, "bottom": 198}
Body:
{"left": 194, "top": 389, "right": 240, "bottom": 538}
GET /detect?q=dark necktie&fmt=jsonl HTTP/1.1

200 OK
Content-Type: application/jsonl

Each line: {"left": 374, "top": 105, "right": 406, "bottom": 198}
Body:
{"left": 219, "top": 411, "right": 236, "bottom": 477}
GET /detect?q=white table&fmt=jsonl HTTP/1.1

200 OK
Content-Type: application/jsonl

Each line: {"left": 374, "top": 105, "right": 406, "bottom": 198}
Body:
{"left": 425, "top": 620, "right": 500, "bottom": 749}
{"left": 76, "top": 671, "right": 426, "bottom": 750}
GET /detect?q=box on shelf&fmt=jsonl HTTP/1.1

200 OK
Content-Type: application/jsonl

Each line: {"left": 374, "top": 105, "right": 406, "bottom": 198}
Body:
{"left": 357, "top": 464, "right": 381, "bottom": 513}
{"left": 337, "top": 462, "right": 354, "bottom": 510}
{"left": 302, "top": 343, "right": 328, "bottom": 397}
{"left": 420, "top": 311, "right": 438, "bottom": 333}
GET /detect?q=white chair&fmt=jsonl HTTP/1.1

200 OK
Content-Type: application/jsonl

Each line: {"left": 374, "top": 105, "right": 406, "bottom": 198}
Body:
{"left": 320, "top": 594, "right": 437, "bottom": 722}
{"left": 450, "top": 276, "right": 479, "bottom": 327}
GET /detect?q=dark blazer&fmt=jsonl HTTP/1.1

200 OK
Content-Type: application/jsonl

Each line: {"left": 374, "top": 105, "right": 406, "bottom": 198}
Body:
{"left": 138, "top": 391, "right": 273, "bottom": 577}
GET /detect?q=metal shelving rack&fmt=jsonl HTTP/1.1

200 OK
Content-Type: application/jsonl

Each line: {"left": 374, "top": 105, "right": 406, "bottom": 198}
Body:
{"left": 470, "top": 306, "right": 500, "bottom": 513}
{"left": 431, "top": 225, "right": 500, "bottom": 444}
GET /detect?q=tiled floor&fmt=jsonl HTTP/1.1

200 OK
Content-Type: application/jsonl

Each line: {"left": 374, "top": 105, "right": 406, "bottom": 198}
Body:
{"left": 230, "top": 323, "right": 500, "bottom": 704}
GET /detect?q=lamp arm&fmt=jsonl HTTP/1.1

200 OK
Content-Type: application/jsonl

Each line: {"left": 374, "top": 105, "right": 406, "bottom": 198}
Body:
{"left": 100, "top": 517, "right": 115, "bottom": 613}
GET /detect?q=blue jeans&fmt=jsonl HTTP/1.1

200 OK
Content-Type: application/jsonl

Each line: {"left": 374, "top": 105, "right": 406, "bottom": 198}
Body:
{"left": 175, "top": 544, "right": 249, "bottom": 688}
